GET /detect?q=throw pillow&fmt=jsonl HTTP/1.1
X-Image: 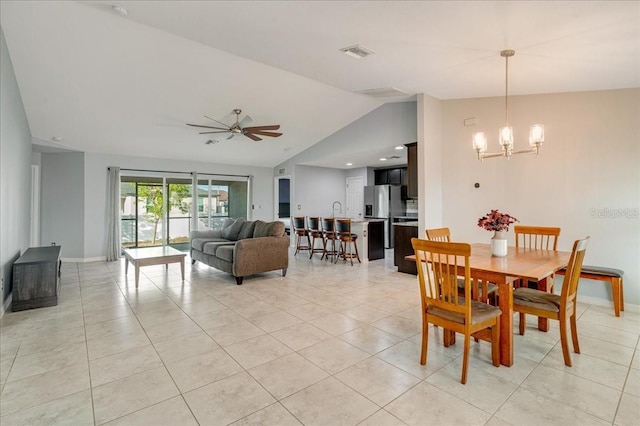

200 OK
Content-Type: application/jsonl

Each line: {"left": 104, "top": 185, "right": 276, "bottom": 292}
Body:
{"left": 253, "top": 220, "right": 285, "bottom": 238}
{"left": 237, "top": 221, "right": 256, "bottom": 240}
{"left": 221, "top": 217, "right": 246, "bottom": 241}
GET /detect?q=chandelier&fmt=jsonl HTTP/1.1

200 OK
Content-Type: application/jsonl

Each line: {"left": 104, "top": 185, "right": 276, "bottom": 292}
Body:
{"left": 473, "top": 50, "right": 544, "bottom": 161}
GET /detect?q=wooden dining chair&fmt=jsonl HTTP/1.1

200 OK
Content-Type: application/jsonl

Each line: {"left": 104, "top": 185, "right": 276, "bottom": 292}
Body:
{"left": 307, "top": 217, "right": 325, "bottom": 259}
{"left": 291, "top": 216, "right": 310, "bottom": 256}
{"left": 425, "top": 227, "right": 497, "bottom": 305}
{"left": 514, "top": 225, "right": 561, "bottom": 290}
{"left": 411, "top": 238, "right": 501, "bottom": 384}
{"left": 513, "top": 236, "right": 589, "bottom": 367}
{"left": 336, "top": 218, "right": 361, "bottom": 265}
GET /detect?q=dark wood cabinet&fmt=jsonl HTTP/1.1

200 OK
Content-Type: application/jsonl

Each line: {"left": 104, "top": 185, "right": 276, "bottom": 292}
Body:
{"left": 374, "top": 169, "right": 388, "bottom": 185}
{"left": 405, "top": 142, "right": 417, "bottom": 199}
{"left": 12, "top": 246, "right": 61, "bottom": 311}
{"left": 393, "top": 223, "right": 418, "bottom": 274}
{"left": 374, "top": 167, "right": 407, "bottom": 186}
{"left": 367, "top": 220, "right": 385, "bottom": 260}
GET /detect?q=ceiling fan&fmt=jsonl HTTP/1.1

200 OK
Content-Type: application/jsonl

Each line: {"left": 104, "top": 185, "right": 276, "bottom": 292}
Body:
{"left": 187, "top": 108, "right": 282, "bottom": 141}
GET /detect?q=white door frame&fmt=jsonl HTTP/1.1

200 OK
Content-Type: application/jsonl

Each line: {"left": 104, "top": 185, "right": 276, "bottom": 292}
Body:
{"left": 346, "top": 176, "right": 364, "bottom": 220}
{"left": 30, "top": 165, "right": 40, "bottom": 247}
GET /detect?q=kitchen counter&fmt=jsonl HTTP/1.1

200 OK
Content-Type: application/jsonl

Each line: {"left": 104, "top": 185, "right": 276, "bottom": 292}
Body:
{"left": 393, "top": 222, "right": 418, "bottom": 274}
{"left": 393, "top": 221, "right": 418, "bottom": 227}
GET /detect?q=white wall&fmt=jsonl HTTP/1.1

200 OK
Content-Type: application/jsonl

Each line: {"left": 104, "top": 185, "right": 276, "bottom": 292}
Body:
{"left": 83, "top": 152, "right": 275, "bottom": 259}
{"left": 420, "top": 88, "right": 639, "bottom": 306}
{"left": 293, "top": 165, "right": 347, "bottom": 218}
{"left": 0, "top": 27, "right": 32, "bottom": 313}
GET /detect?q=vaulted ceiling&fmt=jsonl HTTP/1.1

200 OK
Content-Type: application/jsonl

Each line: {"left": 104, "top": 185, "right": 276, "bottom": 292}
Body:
{"left": 1, "top": 1, "right": 638, "bottom": 168}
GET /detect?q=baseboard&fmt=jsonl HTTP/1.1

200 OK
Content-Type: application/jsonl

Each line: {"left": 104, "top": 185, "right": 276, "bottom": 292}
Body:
{"left": 579, "top": 294, "right": 639, "bottom": 313}
{"left": 61, "top": 256, "right": 107, "bottom": 263}
{"left": 0, "top": 292, "right": 12, "bottom": 318}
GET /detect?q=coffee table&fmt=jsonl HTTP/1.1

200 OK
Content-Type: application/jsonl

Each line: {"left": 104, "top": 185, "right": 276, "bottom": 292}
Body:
{"left": 123, "top": 246, "right": 186, "bottom": 287}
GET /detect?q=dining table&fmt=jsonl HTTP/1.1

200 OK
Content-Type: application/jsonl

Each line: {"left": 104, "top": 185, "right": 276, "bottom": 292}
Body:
{"left": 407, "top": 242, "right": 572, "bottom": 367}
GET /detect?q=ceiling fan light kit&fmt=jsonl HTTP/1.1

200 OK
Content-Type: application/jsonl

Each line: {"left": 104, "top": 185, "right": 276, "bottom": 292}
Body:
{"left": 187, "top": 108, "right": 282, "bottom": 142}
{"left": 472, "top": 50, "right": 544, "bottom": 161}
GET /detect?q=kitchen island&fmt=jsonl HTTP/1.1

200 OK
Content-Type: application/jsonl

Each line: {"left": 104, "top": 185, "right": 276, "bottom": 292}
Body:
{"left": 348, "top": 218, "right": 385, "bottom": 261}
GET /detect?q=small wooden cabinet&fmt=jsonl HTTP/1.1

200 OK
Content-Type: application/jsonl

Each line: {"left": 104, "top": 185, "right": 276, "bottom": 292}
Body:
{"left": 12, "top": 246, "right": 61, "bottom": 311}
{"left": 393, "top": 223, "right": 418, "bottom": 274}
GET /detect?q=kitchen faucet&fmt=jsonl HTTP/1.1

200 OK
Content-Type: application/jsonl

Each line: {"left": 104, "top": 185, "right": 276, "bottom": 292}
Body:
{"left": 332, "top": 201, "right": 342, "bottom": 217}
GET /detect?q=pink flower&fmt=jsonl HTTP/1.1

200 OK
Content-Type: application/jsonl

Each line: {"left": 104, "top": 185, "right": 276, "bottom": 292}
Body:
{"left": 477, "top": 209, "right": 519, "bottom": 232}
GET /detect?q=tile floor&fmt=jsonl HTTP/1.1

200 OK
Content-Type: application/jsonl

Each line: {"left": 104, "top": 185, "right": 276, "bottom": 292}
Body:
{"left": 0, "top": 249, "right": 638, "bottom": 425}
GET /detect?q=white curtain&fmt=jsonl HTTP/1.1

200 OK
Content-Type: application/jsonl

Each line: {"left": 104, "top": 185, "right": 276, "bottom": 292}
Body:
{"left": 106, "top": 167, "right": 121, "bottom": 261}
{"left": 191, "top": 171, "right": 198, "bottom": 232}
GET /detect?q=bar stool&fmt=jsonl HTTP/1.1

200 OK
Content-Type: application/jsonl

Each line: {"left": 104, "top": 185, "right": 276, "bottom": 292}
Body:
{"left": 307, "top": 217, "right": 325, "bottom": 259}
{"left": 321, "top": 217, "right": 339, "bottom": 261}
{"left": 292, "top": 216, "right": 310, "bottom": 256}
{"left": 336, "top": 218, "right": 361, "bottom": 265}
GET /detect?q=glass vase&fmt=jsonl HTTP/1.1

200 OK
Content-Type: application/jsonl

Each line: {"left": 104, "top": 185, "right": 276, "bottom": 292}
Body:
{"left": 491, "top": 230, "right": 508, "bottom": 257}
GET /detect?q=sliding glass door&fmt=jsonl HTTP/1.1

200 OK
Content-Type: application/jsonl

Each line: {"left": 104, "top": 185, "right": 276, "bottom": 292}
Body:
{"left": 120, "top": 174, "right": 248, "bottom": 250}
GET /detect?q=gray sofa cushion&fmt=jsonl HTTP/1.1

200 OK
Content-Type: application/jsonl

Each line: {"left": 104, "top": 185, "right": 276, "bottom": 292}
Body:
{"left": 192, "top": 237, "right": 229, "bottom": 251}
{"left": 237, "top": 221, "right": 256, "bottom": 240}
{"left": 216, "top": 245, "right": 234, "bottom": 263}
{"left": 253, "top": 220, "right": 285, "bottom": 238}
{"left": 203, "top": 241, "right": 236, "bottom": 256}
{"left": 221, "top": 217, "right": 246, "bottom": 241}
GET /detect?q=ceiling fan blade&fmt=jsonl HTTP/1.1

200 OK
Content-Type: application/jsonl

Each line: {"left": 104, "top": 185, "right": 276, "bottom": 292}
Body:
{"left": 245, "top": 130, "right": 282, "bottom": 137}
{"left": 244, "top": 133, "right": 262, "bottom": 141}
{"left": 199, "top": 130, "right": 233, "bottom": 134}
{"left": 204, "top": 115, "right": 232, "bottom": 128}
{"left": 244, "top": 125, "right": 280, "bottom": 131}
{"left": 187, "top": 124, "right": 230, "bottom": 131}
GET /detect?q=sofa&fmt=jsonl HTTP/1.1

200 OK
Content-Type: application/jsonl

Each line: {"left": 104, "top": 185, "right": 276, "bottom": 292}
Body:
{"left": 190, "top": 218, "right": 289, "bottom": 284}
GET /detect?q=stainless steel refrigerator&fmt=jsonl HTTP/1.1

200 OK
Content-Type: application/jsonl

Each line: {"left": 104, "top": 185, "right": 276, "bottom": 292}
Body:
{"left": 364, "top": 185, "right": 405, "bottom": 248}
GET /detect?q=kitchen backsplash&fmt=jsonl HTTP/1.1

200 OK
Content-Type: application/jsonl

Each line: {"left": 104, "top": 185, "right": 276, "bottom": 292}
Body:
{"left": 405, "top": 199, "right": 418, "bottom": 215}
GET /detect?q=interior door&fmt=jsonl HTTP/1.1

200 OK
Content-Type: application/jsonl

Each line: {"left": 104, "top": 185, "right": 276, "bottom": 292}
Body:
{"left": 346, "top": 176, "right": 364, "bottom": 219}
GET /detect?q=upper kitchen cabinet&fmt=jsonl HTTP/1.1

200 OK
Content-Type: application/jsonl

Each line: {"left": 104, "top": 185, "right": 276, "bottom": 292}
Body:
{"left": 374, "top": 167, "right": 406, "bottom": 186}
{"left": 405, "top": 142, "right": 417, "bottom": 198}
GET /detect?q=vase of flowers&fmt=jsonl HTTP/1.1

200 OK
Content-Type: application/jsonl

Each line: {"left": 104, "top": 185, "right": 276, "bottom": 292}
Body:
{"left": 477, "top": 209, "right": 518, "bottom": 257}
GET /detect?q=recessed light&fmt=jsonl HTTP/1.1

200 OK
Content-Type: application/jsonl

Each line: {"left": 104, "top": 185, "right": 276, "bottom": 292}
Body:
{"left": 51, "top": 136, "right": 63, "bottom": 142}
{"left": 346, "top": 162, "right": 353, "bottom": 166}
{"left": 112, "top": 4, "right": 128, "bottom": 16}
{"left": 395, "top": 146, "right": 404, "bottom": 150}
{"left": 379, "top": 158, "right": 387, "bottom": 161}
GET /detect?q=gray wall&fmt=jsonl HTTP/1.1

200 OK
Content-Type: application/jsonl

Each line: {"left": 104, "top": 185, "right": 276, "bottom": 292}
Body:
{"left": 40, "top": 152, "right": 85, "bottom": 259}
{"left": 0, "top": 27, "right": 32, "bottom": 313}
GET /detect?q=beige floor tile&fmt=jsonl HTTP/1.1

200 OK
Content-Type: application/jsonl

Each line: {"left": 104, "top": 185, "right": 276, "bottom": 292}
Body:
{"left": 541, "top": 346, "right": 629, "bottom": 390}
{"left": 371, "top": 314, "right": 421, "bottom": 339}
{"left": 225, "top": 334, "right": 293, "bottom": 369}
{"left": 92, "top": 366, "right": 179, "bottom": 424}
{"left": 143, "top": 317, "right": 203, "bottom": 343}
{"left": 284, "top": 303, "right": 335, "bottom": 321}
{"left": 87, "top": 329, "right": 150, "bottom": 360}
{"left": 339, "top": 325, "right": 404, "bottom": 355}
{"left": 386, "top": 381, "right": 491, "bottom": 426}
{"left": 376, "top": 340, "right": 455, "bottom": 379}
{"left": 250, "top": 310, "right": 303, "bottom": 333}
{"left": 205, "top": 318, "right": 266, "bottom": 347}
{"left": 340, "top": 304, "right": 392, "bottom": 323}
{"left": 495, "top": 387, "right": 610, "bottom": 426}
{"left": 309, "top": 312, "right": 365, "bottom": 336}
{"left": 7, "top": 341, "right": 87, "bottom": 382}
{"left": 184, "top": 371, "right": 275, "bottom": 425}
{"left": 16, "top": 326, "right": 86, "bottom": 357}
{"left": 0, "top": 389, "right": 93, "bottom": 426}
{"left": 574, "top": 334, "right": 636, "bottom": 366}
{"left": 249, "top": 352, "right": 329, "bottom": 399}
{"left": 357, "top": 409, "right": 408, "bottom": 426}
{"left": 230, "top": 402, "right": 302, "bottom": 425}
{"left": 522, "top": 364, "right": 621, "bottom": 422}
{"left": 281, "top": 377, "right": 378, "bottom": 425}
{"left": 90, "top": 344, "right": 163, "bottom": 387}
{"left": 83, "top": 304, "right": 135, "bottom": 325}
{"left": 153, "top": 331, "right": 220, "bottom": 364}
{"left": 105, "top": 395, "right": 198, "bottom": 426}
{"left": 577, "top": 321, "right": 639, "bottom": 348}
{"left": 85, "top": 316, "right": 144, "bottom": 341}
{"left": 0, "top": 363, "right": 90, "bottom": 417}
{"left": 614, "top": 392, "right": 640, "bottom": 426}
{"left": 623, "top": 367, "right": 640, "bottom": 397}
{"left": 271, "top": 322, "right": 333, "bottom": 351}
{"left": 299, "top": 337, "right": 370, "bottom": 375}
{"left": 336, "top": 357, "right": 421, "bottom": 406}
{"left": 165, "top": 348, "right": 243, "bottom": 393}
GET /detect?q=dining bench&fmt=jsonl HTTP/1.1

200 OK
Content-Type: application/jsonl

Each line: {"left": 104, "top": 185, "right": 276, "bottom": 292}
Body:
{"left": 556, "top": 265, "right": 625, "bottom": 317}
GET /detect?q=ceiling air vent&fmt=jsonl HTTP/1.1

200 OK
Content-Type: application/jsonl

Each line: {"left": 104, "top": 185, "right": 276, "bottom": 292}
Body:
{"left": 357, "top": 87, "right": 410, "bottom": 98}
{"left": 278, "top": 168, "right": 287, "bottom": 175}
{"left": 340, "top": 44, "right": 375, "bottom": 59}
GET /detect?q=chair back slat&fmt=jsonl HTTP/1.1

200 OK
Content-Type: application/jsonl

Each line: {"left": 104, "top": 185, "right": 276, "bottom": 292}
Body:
{"left": 322, "top": 218, "right": 336, "bottom": 233}
{"left": 308, "top": 217, "right": 321, "bottom": 233}
{"left": 561, "top": 237, "right": 590, "bottom": 306}
{"left": 292, "top": 216, "right": 306, "bottom": 231}
{"left": 514, "top": 225, "right": 560, "bottom": 250}
{"left": 425, "top": 227, "right": 451, "bottom": 242}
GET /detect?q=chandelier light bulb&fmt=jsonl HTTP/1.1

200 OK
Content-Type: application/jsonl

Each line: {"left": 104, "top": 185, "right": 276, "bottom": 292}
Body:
{"left": 529, "top": 124, "right": 544, "bottom": 146}
{"left": 472, "top": 132, "right": 487, "bottom": 152}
